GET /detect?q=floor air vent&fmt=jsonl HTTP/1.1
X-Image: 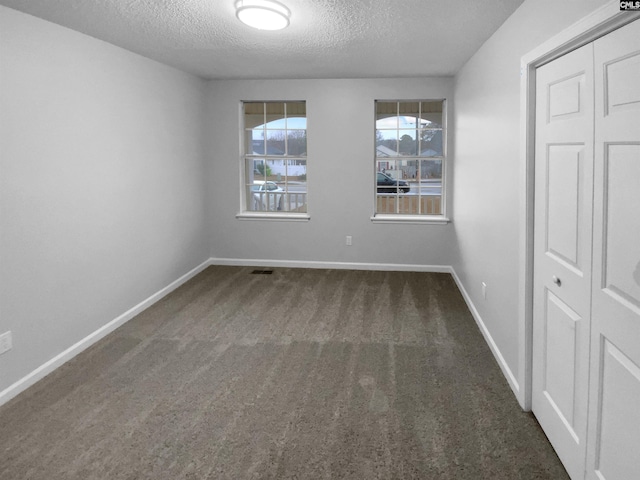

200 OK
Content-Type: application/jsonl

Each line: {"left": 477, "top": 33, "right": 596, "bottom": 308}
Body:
{"left": 251, "top": 269, "right": 274, "bottom": 275}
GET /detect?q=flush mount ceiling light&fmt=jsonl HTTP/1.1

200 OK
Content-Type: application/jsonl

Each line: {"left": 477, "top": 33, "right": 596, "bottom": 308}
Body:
{"left": 235, "top": 0, "right": 291, "bottom": 31}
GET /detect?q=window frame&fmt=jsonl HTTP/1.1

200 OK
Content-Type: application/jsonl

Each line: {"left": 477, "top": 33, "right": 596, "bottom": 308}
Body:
{"left": 236, "top": 100, "right": 310, "bottom": 222}
{"left": 371, "top": 99, "right": 450, "bottom": 225}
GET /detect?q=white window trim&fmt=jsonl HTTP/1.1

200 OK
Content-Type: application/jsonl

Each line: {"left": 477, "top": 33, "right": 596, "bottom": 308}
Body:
{"left": 370, "top": 214, "right": 450, "bottom": 225}
{"left": 236, "top": 212, "right": 310, "bottom": 222}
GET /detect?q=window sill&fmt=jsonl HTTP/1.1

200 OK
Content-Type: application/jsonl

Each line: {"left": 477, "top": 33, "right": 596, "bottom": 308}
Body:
{"left": 236, "top": 212, "right": 310, "bottom": 222}
{"left": 370, "top": 214, "right": 450, "bottom": 225}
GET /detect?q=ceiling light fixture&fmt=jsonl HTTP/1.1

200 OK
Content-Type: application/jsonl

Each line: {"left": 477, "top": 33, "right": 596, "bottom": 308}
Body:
{"left": 235, "top": 0, "right": 291, "bottom": 31}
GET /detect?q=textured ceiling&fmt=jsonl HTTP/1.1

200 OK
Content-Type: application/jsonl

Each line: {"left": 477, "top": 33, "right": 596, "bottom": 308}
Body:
{"left": 0, "top": 0, "right": 525, "bottom": 79}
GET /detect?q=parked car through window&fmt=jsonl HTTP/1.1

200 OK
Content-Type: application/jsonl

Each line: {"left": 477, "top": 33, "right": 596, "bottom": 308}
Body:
{"left": 251, "top": 180, "right": 284, "bottom": 211}
{"left": 376, "top": 172, "right": 410, "bottom": 193}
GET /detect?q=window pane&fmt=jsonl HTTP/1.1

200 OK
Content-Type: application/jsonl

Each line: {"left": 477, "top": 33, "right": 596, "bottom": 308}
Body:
{"left": 398, "top": 102, "right": 420, "bottom": 115}
{"left": 376, "top": 129, "right": 397, "bottom": 154}
{"left": 248, "top": 158, "right": 268, "bottom": 182}
{"left": 376, "top": 160, "right": 408, "bottom": 195}
{"left": 419, "top": 115, "right": 443, "bottom": 129}
{"left": 420, "top": 101, "right": 443, "bottom": 128}
{"left": 419, "top": 159, "right": 442, "bottom": 215}
{"left": 287, "top": 117, "right": 307, "bottom": 129}
{"left": 287, "top": 130, "right": 307, "bottom": 156}
{"left": 419, "top": 129, "right": 443, "bottom": 157}
{"left": 397, "top": 104, "right": 421, "bottom": 136}
{"left": 265, "top": 102, "right": 285, "bottom": 125}
{"left": 377, "top": 159, "right": 395, "bottom": 175}
{"left": 265, "top": 158, "right": 278, "bottom": 177}
{"left": 244, "top": 102, "right": 265, "bottom": 129}
{"left": 420, "top": 158, "right": 442, "bottom": 180}
{"left": 265, "top": 118, "right": 287, "bottom": 129}
{"left": 246, "top": 158, "right": 270, "bottom": 212}
{"left": 266, "top": 130, "right": 286, "bottom": 155}
{"left": 286, "top": 102, "right": 306, "bottom": 127}
{"left": 399, "top": 115, "right": 419, "bottom": 129}
{"left": 245, "top": 128, "right": 262, "bottom": 155}
{"left": 400, "top": 159, "right": 419, "bottom": 182}
{"left": 280, "top": 159, "right": 307, "bottom": 213}
{"left": 249, "top": 186, "right": 278, "bottom": 212}
{"left": 376, "top": 101, "right": 398, "bottom": 121}
{"left": 398, "top": 130, "right": 418, "bottom": 155}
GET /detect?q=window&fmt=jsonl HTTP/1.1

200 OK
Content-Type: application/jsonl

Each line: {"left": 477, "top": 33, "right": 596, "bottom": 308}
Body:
{"left": 242, "top": 101, "right": 307, "bottom": 216}
{"left": 374, "top": 100, "right": 445, "bottom": 218}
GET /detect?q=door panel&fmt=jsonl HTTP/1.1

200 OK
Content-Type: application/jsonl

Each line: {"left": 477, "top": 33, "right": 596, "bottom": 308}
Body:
{"left": 546, "top": 145, "right": 584, "bottom": 269}
{"left": 543, "top": 291, "right": 582, "bottom": 437}
{"left": 604, "top": 52, "right": 640, "bottom": 114}
{"left": 549, "top": 73, "right": 585, "bottom": 119}
{"left": 587, "top": 19, "right": 640, "bottom": 480}
{"left": 592, "top": 340, "right": 640, "bottom": 480}
{"left": 533, "top": 43, "right": 594, "bottom": 480}
{"left": 603, "top": 144, "right": 640, "bottom": 309}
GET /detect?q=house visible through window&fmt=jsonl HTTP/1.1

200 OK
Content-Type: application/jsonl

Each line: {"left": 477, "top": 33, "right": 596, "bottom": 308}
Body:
{"left": 375, "top": 100, "right": 445, "bottom": 216}
{"left": 242, "top": 102, "right": 307, "bottom": 214}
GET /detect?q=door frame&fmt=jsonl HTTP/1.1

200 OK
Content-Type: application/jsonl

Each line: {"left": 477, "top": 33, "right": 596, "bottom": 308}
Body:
{"left": 518, "top": 1, "right": 640, "bottom": 410}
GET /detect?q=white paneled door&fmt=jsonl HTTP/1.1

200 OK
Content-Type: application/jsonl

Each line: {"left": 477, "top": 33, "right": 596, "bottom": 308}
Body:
{"left": 533, "top": 42, "right": 595, "bottom": 480}
{"left": 533, "top": 19, "right": 640, "bottom": 480}
{"left": 586, "top": 19, "right": 640, "bottom": 480}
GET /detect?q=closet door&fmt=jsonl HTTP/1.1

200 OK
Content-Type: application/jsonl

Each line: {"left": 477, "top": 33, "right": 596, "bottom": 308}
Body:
{"left": 586, "top": 19, "right": 640, "bottom": 480}
{"left": 532, "top": 43, "right": 595, "bottom": 480}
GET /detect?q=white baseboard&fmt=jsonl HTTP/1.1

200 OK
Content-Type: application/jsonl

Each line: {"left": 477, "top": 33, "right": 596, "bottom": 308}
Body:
{"left": 449, "top": 269, "right": 521, "bottom": 400}
{"left": 0, "top": 259, "right": 211, "bottom": 408}
{"left": 209, "top": 257, "right": 452, "bottom": 273}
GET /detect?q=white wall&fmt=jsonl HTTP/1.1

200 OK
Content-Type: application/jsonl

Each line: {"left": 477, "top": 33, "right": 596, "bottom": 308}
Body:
{"left": 206, "top": 78, "right": 455, "bottom": 268}
{"left": 0, "top": 7, "right": 209, "bottom": 395}
{"left": 452, "top": 0, "right": 609, "bottom": 405}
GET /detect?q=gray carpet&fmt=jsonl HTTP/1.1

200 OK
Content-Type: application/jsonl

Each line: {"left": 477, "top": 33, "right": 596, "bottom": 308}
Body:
{"left": 0, "top": 266, "right": 568, "bottom": 479}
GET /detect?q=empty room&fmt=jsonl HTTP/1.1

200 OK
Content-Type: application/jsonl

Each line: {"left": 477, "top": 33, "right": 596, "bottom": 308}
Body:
{"left": 1, "top": 1, "right": 638, "bottom": 479}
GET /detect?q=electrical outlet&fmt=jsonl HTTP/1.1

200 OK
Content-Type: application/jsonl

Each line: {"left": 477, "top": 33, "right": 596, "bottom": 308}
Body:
{"left": 346, "top": 235, "right": 352, "bottom": 246}
{"left": 482, "top": 282, "right": 487, "bottom": 300}
{"left": 0, "top": 331, "right": 12, "bottom": 355}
